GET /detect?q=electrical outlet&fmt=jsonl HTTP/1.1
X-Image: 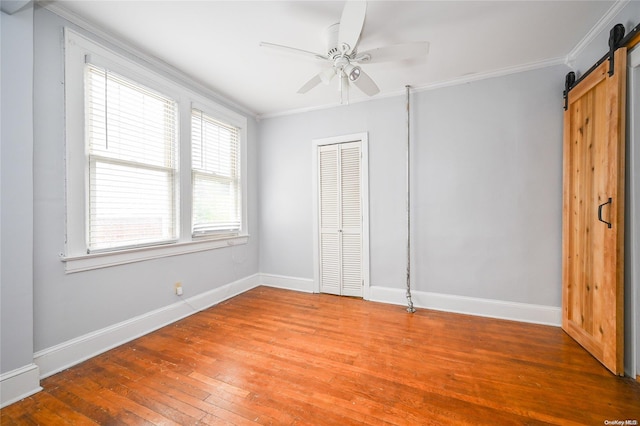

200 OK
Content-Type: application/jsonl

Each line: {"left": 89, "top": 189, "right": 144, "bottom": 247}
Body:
{"left": 174, "top": 282, "right": 183, "bottom": 296}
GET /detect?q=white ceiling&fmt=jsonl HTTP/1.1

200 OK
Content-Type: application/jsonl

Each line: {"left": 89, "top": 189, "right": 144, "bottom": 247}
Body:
{"left": 50, "top": 0, "right": 618, "bottom": 117}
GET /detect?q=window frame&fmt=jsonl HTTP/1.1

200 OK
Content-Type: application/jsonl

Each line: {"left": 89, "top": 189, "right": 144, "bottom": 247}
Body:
{"left": 62, "top": 28, "right": 248, "bottom": 273}
{"left": 190, "top": 103, "right": 244, "bottom": 239}
{"left": 85, "top": 63, "right": 181, "bottom": 252}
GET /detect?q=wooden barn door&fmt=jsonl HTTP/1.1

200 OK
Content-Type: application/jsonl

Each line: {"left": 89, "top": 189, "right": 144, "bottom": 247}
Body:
{"left": 562, "top": 48, "right": 627, "bottom": 375}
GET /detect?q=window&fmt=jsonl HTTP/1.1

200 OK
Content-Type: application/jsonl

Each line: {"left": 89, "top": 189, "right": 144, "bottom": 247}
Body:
{"left": 86, "top": 65, "right": 179, "bottom": 252}
{"left": 191, "top": 109, "right": 241, "bottom": 237}
{"left": 63, "top": 28, "right": 248, "bottom": 272}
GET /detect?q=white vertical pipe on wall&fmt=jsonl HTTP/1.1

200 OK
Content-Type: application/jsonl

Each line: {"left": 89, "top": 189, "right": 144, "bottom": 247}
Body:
{"left": 405, "top": 85, "right": 415, "bottom": 313}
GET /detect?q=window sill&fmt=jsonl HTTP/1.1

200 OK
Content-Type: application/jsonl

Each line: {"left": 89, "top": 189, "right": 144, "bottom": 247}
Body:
{"left": 61, "top": 235, "right": 249, "bottom": 274}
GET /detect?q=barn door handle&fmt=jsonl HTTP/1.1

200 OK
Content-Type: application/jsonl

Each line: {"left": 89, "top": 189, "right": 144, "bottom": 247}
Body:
{"left": 597, "top": 197, "right": 612, "bottom": 229}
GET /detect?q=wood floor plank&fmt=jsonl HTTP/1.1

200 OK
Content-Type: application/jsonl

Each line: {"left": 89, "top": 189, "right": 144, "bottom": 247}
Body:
{"left": 46, "top": 386, "right": 120, "bottom": 425}
{"left": 43, "top": 379, "right": 151, "bottom": 425}
{"left": 22, "top": 391, "right": 99, "bottom": 425}
{"left": 2, "top": 286, "right": 639, "bottom": 425}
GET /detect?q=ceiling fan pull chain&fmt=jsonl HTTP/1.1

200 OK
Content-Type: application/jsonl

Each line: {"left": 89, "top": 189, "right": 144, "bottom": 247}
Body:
{"left": 345, "top": 77, "right": 350, "bottom": 105}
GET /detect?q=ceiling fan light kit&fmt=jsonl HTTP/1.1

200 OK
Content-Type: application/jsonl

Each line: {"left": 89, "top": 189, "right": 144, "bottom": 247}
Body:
{"left": 260, "top": 0, "right": 429, "bottom": 104}
{"left": 344, "top": 64, "right": 361, "bottom": 82}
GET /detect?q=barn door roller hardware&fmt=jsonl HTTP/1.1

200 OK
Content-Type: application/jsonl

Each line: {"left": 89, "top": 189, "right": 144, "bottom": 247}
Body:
{"left": 608, "top": 24, "right": 626, "bottom": 76}
{"left": 563, "top": 71, "right": 575, "bottom": 111}
{"left": 563, "top": 21, "right": 640, "bottom": 110}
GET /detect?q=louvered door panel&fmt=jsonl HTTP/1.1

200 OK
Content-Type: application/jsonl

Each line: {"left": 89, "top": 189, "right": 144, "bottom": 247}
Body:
{"left": 340, "top": 143, "right": 362, "bottom": 296}
{"left": 341, "top": 143, "right": 361, "bottom": 230}
{"left": 320, "top": 149, "right": 339, "bottom": 229}
{"left": 341, "top": 233, "right": 362, "bottom": 296}
{"left": 321, "top": 233, "right": 340, "bottom": 295}
{"left": 318, "top": 141, "right": 362, "bottom": 297}
{"left": 319, "top": 145, "right": 341, "bottom": 295}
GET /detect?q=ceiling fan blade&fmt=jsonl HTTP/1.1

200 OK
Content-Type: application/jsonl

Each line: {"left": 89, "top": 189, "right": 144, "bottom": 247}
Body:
{"left": 337, "top": 1, "right": 366, "bottom": 55}
{"left": 297, "top": 73, "right": 323, "bottom": 94}
{"left": 355, "top": 41, "right": 429, "bottom": 64}
{"left": 351, "top": 68, "right": 379, "bottom": 96}
{"left": 319, "top": 67, "right": 337, "bottom": 85}
{"left": 298, "top": 67, "right": 337, "bottom": 94}
{"left": 260, "top": 42, "right": 328, "bottom": 61}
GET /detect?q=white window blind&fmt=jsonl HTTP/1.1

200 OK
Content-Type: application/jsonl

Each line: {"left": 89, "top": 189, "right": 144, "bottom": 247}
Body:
{"left": 191, "top": 109, "right": 241, "bottom": 236}
{"left": 86, "top": 64, "right": 178, "bottom": 252}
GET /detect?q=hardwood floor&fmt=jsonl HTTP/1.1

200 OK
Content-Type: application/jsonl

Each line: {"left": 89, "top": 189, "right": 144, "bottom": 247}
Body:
{"left": 2, "top": 286, "right": 640, "bottom": 425}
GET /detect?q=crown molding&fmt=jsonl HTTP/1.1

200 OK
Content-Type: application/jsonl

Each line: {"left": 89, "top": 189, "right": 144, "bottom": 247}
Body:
{"left": 411, "top": 57, "right": 566, "bottom": 94}
{"left": 258, "top": 56, "right": 567, "bottom": 120}
{"left": 1, "top": 0, "right": 31, "bottom": 15}
{"left": 566, "top": 0, "right": 631, "bottom": 66}
{"left": 40, "top": 1, "right": 258, "bottom": 120}
{"left": 40, "top": 0, "right": 628, "bottom": 121}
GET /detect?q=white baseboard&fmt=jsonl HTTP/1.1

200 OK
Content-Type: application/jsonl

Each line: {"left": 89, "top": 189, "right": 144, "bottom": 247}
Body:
{"left": 260, "top": 273, "right": 315, "bottom": 293}
{"left": 31, "top": 274, "right": 559, "bottom": 385}
{"left": 368, "top": 286, "right": 562, "bottom": 326}
{"left": 257, "top": 275, "right": 560, "bottom": 326}
{"left": 0, "top": 364, "right": 42, "bottom": 408}
{"left": 34, "top": 273, "right": 260, "bottom": 379}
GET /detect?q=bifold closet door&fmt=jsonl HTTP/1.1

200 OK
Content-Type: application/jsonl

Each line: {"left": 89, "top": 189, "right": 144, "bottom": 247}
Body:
{"left": 562, "top": 48, "right": 627, "bottom": 375}
{"left": 319, "top": 142, "right": 363, "bottom": 297}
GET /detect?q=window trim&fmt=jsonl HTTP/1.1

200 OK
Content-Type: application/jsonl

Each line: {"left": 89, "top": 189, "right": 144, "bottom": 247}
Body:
{"left": 62, "top": 28, "right": 248, "bottom": 273}
{"left": 61, "top": 235, "right": 249, "bottom": 274}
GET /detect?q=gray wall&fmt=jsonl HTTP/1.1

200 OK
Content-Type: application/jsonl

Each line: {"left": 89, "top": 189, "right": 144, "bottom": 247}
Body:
{"left": 1, "top": 5, "right": 35, "bottom": 375}
{"left": 259, "top": 64, "right": 568, "bottom": 307}
{"left": 412, "top": 68, "right": 565, "bottom": 304}
{"left": 31, "top": 8, "right": 259, "bottom": 352}
{"left": 259, "top": 97, "right": 409, "bottom": 286}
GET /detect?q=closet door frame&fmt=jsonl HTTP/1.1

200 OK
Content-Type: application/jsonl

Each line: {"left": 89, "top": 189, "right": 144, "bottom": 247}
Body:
{"left": 626, "top": 45, "right": 640, "bottom": 379}
{"left": 312, "top": 133, "right": 370, "bottom": 299}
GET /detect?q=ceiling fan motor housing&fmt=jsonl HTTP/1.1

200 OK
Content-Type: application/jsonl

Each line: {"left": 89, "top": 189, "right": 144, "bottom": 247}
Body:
{"left": 324, "top": 23, "right": 340, "bottom": 56}
{"left": 324, "top": 23, "right": 357, "bottom": 59}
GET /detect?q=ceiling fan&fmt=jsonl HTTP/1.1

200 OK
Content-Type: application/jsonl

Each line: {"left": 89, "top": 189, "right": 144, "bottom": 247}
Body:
{"left": 260, "top": 1, "right": 429, "bottom": 103}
